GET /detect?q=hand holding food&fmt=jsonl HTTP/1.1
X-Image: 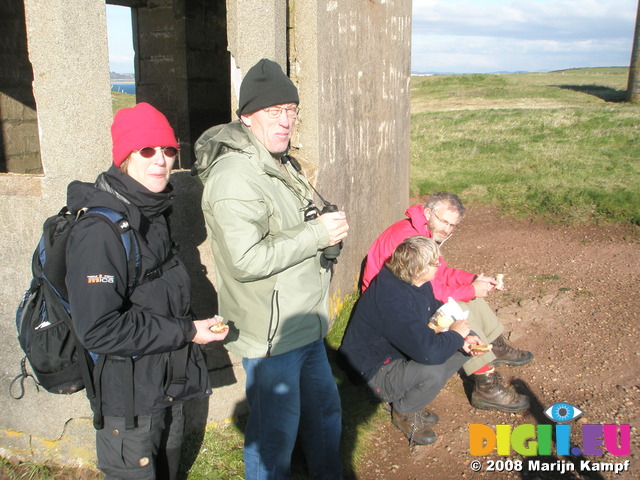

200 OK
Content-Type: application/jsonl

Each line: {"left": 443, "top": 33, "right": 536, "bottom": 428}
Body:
{"left": 192, "top": 315, "right": 229, "bottom": 344}
{"left": 462, "top": 335, "right": 490, "bottom": 355}
{"left": 470, "top": 343, "right": 493, "bottom": 353}
{"left": 428, "top": 310, "right": 453, "bottom": 333}
{"left": 472, "top": 274, "right": 494, "bottom": 297}
{"left": 428, "top": 297, "right": 468, "bottom": 332}
{"left": 210, "top": 318, "right": 229, "bottom": 334}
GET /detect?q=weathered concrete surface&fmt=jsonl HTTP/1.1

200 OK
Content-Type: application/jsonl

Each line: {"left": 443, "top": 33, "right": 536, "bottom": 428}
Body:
{"left": 0, "top": 0, "right": 411, "bottom": 470}
{"left": 0, "top": 1, "right": 246, "bottom": 470}
{"left": 0, "top": 0, "right": 114, "bottom": 469}
{"left": 291, "top": 0, "right": 412, "bottom": 312}
{"left": 227, "top": 0, "right": 288, "bottom": 111}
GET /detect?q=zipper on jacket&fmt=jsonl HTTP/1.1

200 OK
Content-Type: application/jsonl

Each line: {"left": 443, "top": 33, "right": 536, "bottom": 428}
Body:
{"left": 265, "top": 290, "right": 280, "bottom": 357}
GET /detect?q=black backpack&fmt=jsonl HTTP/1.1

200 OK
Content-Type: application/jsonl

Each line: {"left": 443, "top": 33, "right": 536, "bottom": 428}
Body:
{"left": 11, "top": 206, "right": 139, "bottom": 400}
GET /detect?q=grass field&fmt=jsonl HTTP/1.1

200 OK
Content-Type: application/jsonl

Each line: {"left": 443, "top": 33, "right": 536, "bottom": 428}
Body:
{"left": 410, "top": 67, "right": 639, "bottom": 225}
{"left": 111, "top": 90, "right": 136, "bottom": 114}
{"left": 110, "top": 68, "right": 639, "bottom": 225}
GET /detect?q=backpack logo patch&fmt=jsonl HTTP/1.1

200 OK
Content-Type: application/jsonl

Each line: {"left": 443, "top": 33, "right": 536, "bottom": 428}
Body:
{"left": 87, "top": 274, "right": 115, "bottom": 284}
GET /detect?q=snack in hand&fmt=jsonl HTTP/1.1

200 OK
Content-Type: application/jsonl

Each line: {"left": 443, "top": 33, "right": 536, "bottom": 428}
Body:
{"left": 429, "top": 310, "right": 454, "bottom": 333}
{"left": 495, "top": 273, "right": 505, "bottom": 291}
{"left": 470, "top": 344, "right": 493, "bottom": 353}
{"left": 210, "top": 322, "right": 229, "bottom": 334}
{"left": 428, "top": 297, "right": 468, "bottom": 333}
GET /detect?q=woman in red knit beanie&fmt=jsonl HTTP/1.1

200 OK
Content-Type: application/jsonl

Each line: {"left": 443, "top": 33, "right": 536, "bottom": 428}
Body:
{"left": 64, "top": 102, "right": 228, "bottom": 480}
{"left": 110, "top": 102, "right": 181, "bottom": 192}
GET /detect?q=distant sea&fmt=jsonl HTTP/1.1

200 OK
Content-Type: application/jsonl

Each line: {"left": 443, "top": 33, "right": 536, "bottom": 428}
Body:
{"left": 111, "top": 83, "right": 136, "bottom": 95}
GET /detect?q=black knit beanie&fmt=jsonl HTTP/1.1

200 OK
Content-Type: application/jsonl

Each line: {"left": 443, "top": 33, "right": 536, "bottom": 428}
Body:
{"left": 237, "top": 58, "right": 299, "bottom": 116}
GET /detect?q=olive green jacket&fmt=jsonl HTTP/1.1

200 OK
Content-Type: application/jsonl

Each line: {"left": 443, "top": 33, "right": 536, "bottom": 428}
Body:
{"left": 192, "top": 121, "right": 331, "bottom": 358}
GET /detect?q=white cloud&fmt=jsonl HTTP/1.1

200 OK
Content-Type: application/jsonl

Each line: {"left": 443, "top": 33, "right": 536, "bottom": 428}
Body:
{"left": 106, "top": 1, "right": 637, "bottom": 75}
{"left": 412, "top": 0, "right": 637, "bottom": 73}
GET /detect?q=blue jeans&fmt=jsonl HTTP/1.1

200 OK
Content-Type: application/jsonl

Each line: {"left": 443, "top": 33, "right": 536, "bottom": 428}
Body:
{"left": 242, "top": 339, "right": 343, "bottom": 480}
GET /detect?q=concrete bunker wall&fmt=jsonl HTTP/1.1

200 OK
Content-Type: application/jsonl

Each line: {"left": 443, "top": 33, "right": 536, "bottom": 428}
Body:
{"left": 0, "top": 0, "right": 411, "bottom": 468}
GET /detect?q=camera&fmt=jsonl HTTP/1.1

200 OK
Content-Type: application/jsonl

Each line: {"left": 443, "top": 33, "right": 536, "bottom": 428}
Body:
{"left": 304, "top": 203, "right": 342, "bottom": 262}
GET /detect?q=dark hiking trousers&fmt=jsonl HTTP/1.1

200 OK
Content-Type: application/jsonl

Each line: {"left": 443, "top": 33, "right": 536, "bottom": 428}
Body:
{"left": 368, "top": 351, "right": 468, "bottom": 413}
{"left": 96, "top": 403, "right": 184, "bottom": 480}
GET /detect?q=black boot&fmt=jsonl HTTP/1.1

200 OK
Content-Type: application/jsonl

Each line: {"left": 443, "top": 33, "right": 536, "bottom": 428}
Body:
{"left": 391, "top": 409, "right": 437, "bottom": 446}
{"left": 491, "top": 334, "right": 533, "bottom": 366}
{"left": 471, "top": 367, "right": 530, "bottom": 412}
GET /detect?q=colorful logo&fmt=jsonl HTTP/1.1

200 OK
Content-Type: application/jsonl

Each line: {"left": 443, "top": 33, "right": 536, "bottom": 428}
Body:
{"left": 87, "top": 274, "right": 115, "bottom": 284}
{"left": 469, "top": 402, "right": 631, "bottom": 457}
{"left": 544, "top": 402, "right": 583, "bottom": 422}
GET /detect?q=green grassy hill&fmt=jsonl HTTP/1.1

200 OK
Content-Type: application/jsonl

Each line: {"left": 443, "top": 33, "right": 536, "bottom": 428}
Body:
{"left": 111, "top": 91, "right": 136, "bottom": 114}
{"left": 410, "top": 67, "right": 639, "bottom": 225}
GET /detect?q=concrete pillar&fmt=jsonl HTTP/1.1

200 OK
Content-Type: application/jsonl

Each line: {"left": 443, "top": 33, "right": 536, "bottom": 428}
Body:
{"left": 23, "top": 0, "right": 113, "bottom": 194}
{"left": 134, "top": 0, "right": 189, "bottom": 164}
{"left": 183, "top": 0, "right": 230, "bottom": 147}
{"left": 627, "top": 0, "right": 640, "bottom": 102}
{"left": 224, "top": 0, "right": 411, "bottom": 310}
{"left": 291, "top": 0, "right": 412, "bottom": 309}
{"left": 0, "top": 0, "right": 114, "bottom": 468}
{"left": 226, "top": 0, "right": 288, "bottom": 113}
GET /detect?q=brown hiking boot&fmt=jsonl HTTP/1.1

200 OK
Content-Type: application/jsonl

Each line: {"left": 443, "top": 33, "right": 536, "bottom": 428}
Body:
{"left": 471, "top": 368, "right": 530, "bottom": 412}
{"left": 491, "top": 334, "right": 533, "bottom": 366}
{"left": 419, "top": 407, "right": 439, "bottom": 425}
{"left": 391, "top": 409, "right": 437, "bottom": 446}
{"left": 384, "top": 403, "right": 439, "bottom": 425}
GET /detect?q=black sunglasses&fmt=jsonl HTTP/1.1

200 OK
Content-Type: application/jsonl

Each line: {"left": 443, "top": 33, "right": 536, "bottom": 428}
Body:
{"left": 135, "top": 146, "right": 179, "bottom": 158}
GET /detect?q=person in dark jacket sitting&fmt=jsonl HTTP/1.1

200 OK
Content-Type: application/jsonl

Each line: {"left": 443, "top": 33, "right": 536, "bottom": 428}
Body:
{"left": 65, "top": 102, "right": 229, "bottom": 480}
{"left": 340, "top": 236, "right": 487, "bottom": 445}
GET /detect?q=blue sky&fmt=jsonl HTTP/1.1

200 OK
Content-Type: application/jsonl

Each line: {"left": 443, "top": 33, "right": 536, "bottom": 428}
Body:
{"left": 412, "top": 0, "right": 637, "bottom": 73}
{"left": 107, "top": 0, "right": 638, "bottom": 74}
{"left": 106, "top": 6, "right": 134, "bottom": 74}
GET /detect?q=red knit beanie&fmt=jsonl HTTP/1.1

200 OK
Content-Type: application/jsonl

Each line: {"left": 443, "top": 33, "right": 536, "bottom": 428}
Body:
{"left": 111, "top": 102, "right": 179, "bottom": 167}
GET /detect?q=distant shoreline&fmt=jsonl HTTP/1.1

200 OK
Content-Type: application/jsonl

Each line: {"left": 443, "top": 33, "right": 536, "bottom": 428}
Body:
{"left": 111, "top": 79, "right": 135, "bottom": 84}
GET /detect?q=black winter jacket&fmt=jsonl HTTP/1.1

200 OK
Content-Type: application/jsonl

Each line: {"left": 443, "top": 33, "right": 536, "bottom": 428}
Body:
{"left": 65, "top": 165, "right": 211, "bottom": 418}
{"left": 340, "top": 266, "right": 464, "bottom": 382}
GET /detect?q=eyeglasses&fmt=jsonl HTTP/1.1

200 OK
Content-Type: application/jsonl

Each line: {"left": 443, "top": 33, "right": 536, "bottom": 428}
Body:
{"left": 135, "top": 146, "right": 179, "bottom": 158}
{"left": 431, "top": 210, "right": 459, "bottom": 230}
{"left": 263, "top": 106, "right": 299, "bottom": 119}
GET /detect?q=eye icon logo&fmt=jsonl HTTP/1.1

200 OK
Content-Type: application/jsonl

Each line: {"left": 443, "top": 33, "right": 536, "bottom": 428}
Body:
{"left": 544, "top": 402, "right": 583, "bottom": 422}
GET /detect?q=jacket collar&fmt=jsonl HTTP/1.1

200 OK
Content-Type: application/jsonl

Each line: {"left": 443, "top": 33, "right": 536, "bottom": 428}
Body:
{"left": 405, "top": 204, "right": 432, "bottom": 237}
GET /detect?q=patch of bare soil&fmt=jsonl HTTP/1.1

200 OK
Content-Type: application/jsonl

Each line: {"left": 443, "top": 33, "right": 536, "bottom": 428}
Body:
{"left": 411, "top": 99, "right": 572, "bottom": 113}
{"left": 358, "top": 205, "right": 640, "bottom": 480}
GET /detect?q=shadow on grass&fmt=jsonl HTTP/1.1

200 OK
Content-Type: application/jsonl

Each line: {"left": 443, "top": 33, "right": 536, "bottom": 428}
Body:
{"left": 325, "top": 345, "right": 385, "bottom": 480}
{"left": 553, "top": 85, "right": 627, "bottom": 103}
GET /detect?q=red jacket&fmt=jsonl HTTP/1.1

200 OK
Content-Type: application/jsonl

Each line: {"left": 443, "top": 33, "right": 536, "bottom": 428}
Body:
{"left": 361, "top": 204, "right": 476, "bottom": 301}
